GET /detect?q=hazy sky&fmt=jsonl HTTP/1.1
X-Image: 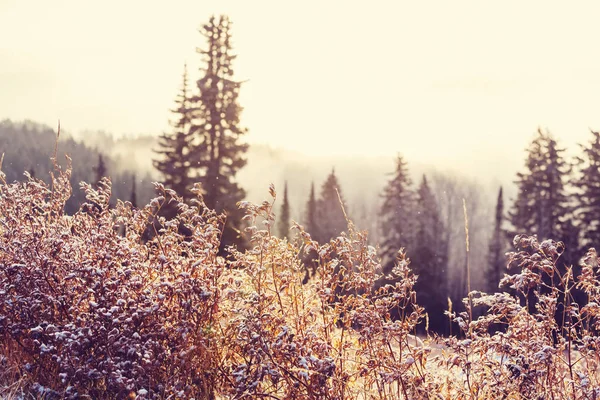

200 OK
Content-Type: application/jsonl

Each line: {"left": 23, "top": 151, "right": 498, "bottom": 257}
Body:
{"left": 2, "top": 1, "right": 600, "bottom": 177}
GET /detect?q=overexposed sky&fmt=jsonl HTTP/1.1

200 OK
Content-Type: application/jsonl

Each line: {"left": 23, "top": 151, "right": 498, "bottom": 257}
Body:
{"left": 2, "top": 1, "right": 600, "bottom": 175}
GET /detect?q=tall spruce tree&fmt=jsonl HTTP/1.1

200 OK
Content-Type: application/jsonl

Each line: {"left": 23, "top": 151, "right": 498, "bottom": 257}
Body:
{"left": 575, "top": 130, "right": 600, "bottom": 252}
{"left": 379, "top": 155, "right": 415, "bottom": 272}
{"left": 414, "top": 176, "right": 443, "bottom": 247}
{"left": 315, "top": 169, "right": 348, "bottom": 243}
{"left": 305, "top": 182, "right": 319, "bottom": 240}
{"left": 130, "top": 173, "right": 138, "bottom": 208}
{"left": 93, "top": 154, "right": 107, "bottom": 187}
{"left": 509, "top": 129, "right": 578, "bottom": 315}
{"left": 509, "top": 129, "right": 575, "bottom": 260}
{"left": 487, "top": 187, "right": 505, "bottom": 293}
{"left": 278, "top": 181, "right": 291, "bottom": 239}
{"left": 153, "top": 64, "right": 194, "bottom": 211}
{"left": 189, "top": 15, "right": 248, "bottom": 253}
{"left": 412, "top": 175, "right": 448, "bottom": 333}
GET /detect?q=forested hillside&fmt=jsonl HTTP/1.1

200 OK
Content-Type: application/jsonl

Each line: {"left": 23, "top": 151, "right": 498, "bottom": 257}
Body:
{"left": 4, "top": 5, "right": 600, "bottom": 398}
{"left": 0, "top": 120, "right": 155, "bottom": 213}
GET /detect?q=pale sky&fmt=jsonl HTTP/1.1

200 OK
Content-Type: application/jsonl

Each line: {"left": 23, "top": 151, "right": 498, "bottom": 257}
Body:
{"left": 2, "top": 0, "right": 600, "bottom": 177}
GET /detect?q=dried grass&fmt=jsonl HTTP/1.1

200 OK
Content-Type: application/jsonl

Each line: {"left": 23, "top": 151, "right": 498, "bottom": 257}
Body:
{"left": 1, "top": 162, "right": 600, "bottom": 399}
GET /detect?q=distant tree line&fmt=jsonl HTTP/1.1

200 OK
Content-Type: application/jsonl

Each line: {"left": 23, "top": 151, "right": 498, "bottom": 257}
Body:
{"left": 7, "top": 15, "right": 600, "bottom": 337}
{"left": 286, "top": 128, "right": 600, "bottom": 334}
{"left": 0, "top": 119, "right": 153, "bottom": 214}
{"left": 297, "top": 157, "right": 451, "bottom": 333}
{"left": 153, "top": 16, "right": 600, "bottom": 335}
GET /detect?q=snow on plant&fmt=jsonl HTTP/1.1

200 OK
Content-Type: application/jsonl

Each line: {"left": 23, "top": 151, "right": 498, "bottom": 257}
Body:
{"left": 220, "top": 185, "right": 429, "bottom": 399}
{"left": 0, "top": 166, "right": 427, "bottom": 399}
{"left": 0, "top": 160, "right": 224, "bottom": 399}
{"left": 6, "top": 161, "right": 600, "bottom": 399}
{"left": 441, "top": 234, "right": 600, "bottom": 398}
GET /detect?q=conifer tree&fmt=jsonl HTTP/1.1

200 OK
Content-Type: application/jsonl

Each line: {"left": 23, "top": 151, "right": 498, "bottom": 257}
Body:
{"left": 188, "top": 15, "right": 248, "bottom": 253}
{"left": 130, "top": 173, "right": 138, "bottom": 208}
{"left": 412, "top": 175, "right": 447, "bottom": 333}
{"left": 304, "top": 182, "right": 319, "bottom": 240}
{"left": 379, "top": 155, "right": 415, "bottom": 271}
{"left": 93, "top": 154, "right": 107, "bottom": 186}
{"left": 301, "top": 182, "right": 320, "bottom": 283}
{"left": 316, "top": 169, "right": 348, "bottom": 243}
{"left": 414, "top": 176, "right": 442, "bottom": 247}
{"left": 278, "top": 181, "right": 291, "bottom": 239}
{"left": 487, "top": 187, "right": 506, "bottom": 293}
{"left": 509, "top": 129, "right": 578, "bottom": 313}
{"left": 509, "top": 129, "right": 575, "bottom": 259}
{"left": 153, "top": 64, "right": 194, "bottom": 209}
{"left": 575, "top": 130, "right": 600, "bottom": 252}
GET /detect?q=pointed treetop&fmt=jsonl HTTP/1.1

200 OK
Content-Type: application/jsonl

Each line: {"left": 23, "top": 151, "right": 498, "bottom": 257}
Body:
{"left": 305, "top": 180, "right": 319, "bottom": 240}
{"left": 278, "top": 180, "right": 291, "bottom": 239}
{"left": 487, "top": 185, "right": 506, "bottom": 293}
{"left": 379, "top": 154, "right": 416, "bottom": 271}
{"left": 316, "top": 171, "right": 348, "bottom": 243}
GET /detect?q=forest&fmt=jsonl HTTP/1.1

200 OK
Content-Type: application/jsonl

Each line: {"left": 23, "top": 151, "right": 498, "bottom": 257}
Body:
{"left": 3, "top": 12, "right": 600, "bottom": 400}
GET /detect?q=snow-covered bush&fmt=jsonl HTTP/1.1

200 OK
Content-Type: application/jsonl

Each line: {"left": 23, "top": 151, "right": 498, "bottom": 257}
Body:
{"left": 4, "top": 161, "right": 600, "bottom": 398}
{"left": 0, "top": 160, "right": 224, "bottom": 399}
{"left": 0, "top": 164, "right": 427, "bottom": 399}
{"left": 218, "top": 187, "right": 428, "bottom": 399}
{"left": 443, "top": 234, "right": 600, "bottom": 398}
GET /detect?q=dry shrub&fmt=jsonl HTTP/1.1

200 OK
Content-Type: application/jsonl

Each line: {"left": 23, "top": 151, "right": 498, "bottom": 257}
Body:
{"left": 0, "top": 161, "right": 224, "bottom": 399}
{"left": 219, "top": 186, "right": 428, "bottom": 399}
{"left": 0, "top": 168, "right": 427, "bottom": 399}
{"left": 442, "top": 234, "right": 600, "bottom": 399}
{"left": 4, "top": 163, "right": 600, "bottom": 399}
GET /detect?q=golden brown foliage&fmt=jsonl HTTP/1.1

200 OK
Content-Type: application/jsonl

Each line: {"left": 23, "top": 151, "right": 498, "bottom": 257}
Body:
{"left": 3, "top": 164, "right": 600, "bottom": 399}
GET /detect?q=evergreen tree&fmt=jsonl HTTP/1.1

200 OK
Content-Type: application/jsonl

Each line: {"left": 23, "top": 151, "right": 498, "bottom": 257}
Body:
{"left": 509, "top": 129, "right": 576, "bottom": 264}
{"left": 315, "top": 169, "right": 348, "bottom": 243}
{"left": 278, "top": 181, "right": 291, "bottom": 239}
{"left": 188, "top": 15, "right": 248, "bottom": 254}
{"left": 509, "top": 129, "right": 578, "bottom": 316}
{"left": 302, "top": 181, "right": 320, "bottom": 284}
{"left": 412, "top": 175, "right": 448, "bottom": 333}
{"left": 487, "top": 187, "right": 506, "bottom": 293}
{"left": 379, "top": 155, "right": 415, "bottom": 272}
{"left": 304, "top": 182, "right": 319, "bottom": 240}
{"left": 153, "top": 64, "right": 194, "bottom": 210}
{"left": 93, "top": 154, "right": 107, "bottom": 186}
{"left": 353, "top": 197, "right": 378, "bottom": 244}
{"left": 130, "top": 173, "right": 138, "bottom": 208}
{"left": 575, "top": 130, "right": 600, "bottom": 252}
{"left": 414, "top": 176, "right": 442, "bottom": 247}
{"left": 569, "top": 129, "right": 600, "bottom": 310}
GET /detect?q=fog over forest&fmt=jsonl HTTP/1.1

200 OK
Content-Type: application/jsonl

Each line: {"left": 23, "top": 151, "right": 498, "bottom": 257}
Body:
{"left": 2, "top": 0, "right": 597, "bottom": 325}
{"left": 6, "top": 2, "right": 600, "bottom": 397}
{"left": 0, "top": 118, "right": 512, "bottom": 303}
